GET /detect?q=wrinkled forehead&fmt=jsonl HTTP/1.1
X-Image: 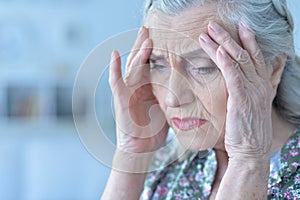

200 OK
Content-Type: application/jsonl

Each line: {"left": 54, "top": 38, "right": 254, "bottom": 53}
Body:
{"left": 144, "top": 4, "right": 218, "bottom": 58}
{"left": 148, "top": 28, "right": 201, "bottom": 58}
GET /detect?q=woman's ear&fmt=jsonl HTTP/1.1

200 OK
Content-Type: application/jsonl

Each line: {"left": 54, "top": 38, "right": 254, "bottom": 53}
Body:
{"left": 270, "top": 53, "right": 287, "bottom": 89}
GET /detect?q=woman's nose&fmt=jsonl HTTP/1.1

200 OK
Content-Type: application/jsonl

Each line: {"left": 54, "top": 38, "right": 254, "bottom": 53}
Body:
{"left": 165, "top": 69, "right": 195, "bottom": 108}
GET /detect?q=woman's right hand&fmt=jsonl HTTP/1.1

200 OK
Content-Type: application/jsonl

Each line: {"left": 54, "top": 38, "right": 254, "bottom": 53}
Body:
{"left": 109, "top": 27, "right": 169, "bottom": 154}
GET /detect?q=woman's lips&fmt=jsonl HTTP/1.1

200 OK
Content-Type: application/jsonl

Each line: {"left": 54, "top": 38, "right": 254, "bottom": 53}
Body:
{"left": 172, "top": 117, "right": 207, "bottom": 131}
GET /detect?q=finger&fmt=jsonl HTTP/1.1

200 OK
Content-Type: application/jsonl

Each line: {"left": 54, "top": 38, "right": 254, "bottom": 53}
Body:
{"left": 199, "top": 34, "right": 246, "bottom": 98}
{"left": 238, "top": 22, "right": 268, "bottom": 78}
{"left": 109, "top": 50, "right": 125, "bottom": 94}
{"left": 207, "top": 21, "right": 257, "bottom": 80}
{"left": 199, "top": 33, "right": 219, "bottom": 64}
{"left": 124, "top": 38, "right": 153, "bottom": 87}
{"left": 216, "top": 46, "right": 246, "bottom": 99}
{"left": 126, "top": 26, "right": 149, "bottom": 73}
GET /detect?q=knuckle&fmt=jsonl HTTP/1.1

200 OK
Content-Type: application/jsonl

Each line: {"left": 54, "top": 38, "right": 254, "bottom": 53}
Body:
{"left": 237, "top": 49, "right": 250, "bottom": 64}
{"left": 220, "top": 32, "right": 233, "bottom": 47}
{"left": 123, "top": 75, "right": 131, "bottom": 86}
{"left": 252, "top": 49, "right": 264, "bottom": 61}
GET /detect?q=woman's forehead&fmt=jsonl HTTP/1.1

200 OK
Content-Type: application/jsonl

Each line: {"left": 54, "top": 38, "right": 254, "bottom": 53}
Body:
{"left": 144, "top": 3, "right": 240, "bottom": 58}
{"left": 144, "top": 3, "right": 219, "bottom": 57}
{"left": 149, "top": 37, "right": 203, "bottom": 61}
{"left": 144, "top": 3, "right": 218, "bottom": 35}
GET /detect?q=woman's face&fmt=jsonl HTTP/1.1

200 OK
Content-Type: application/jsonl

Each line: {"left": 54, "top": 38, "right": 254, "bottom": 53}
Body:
{"left": 145, "top": 4, "right": 235, "bottom": 151}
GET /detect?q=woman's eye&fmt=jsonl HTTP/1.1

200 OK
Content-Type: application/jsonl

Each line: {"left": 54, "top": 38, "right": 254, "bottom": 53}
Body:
{"left": 150, "top": 63, "right": 166, "bottom": 70}
{"left": 191, "top": 67, "right": 217, "bottom": 75}
{"left": 187, "top": 65, "right": 219, "bottom": 83}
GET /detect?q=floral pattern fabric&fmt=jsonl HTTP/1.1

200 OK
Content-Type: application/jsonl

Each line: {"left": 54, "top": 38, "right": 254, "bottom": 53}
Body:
{"left": 141, "top": 127, "right": 300, "bottom": 200}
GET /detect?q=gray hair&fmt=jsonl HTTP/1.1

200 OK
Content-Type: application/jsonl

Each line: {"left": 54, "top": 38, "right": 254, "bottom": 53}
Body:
{"left": 143, "top": 0, "right": 300, "bottom": 125}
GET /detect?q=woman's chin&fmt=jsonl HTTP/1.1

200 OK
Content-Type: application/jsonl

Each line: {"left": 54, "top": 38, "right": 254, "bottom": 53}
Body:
{"left": 176, "top": 135, "right": 216, "bottom": 151}
{"left": 174, "top": 128, "right": 223, "bottom": 151}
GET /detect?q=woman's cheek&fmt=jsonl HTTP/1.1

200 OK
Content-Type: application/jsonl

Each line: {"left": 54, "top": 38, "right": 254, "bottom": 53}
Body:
{"left": 151, "top": 73, "right": 170, "bottom": 104}
{"left": 204, "top": 77, "right": 227, "bottom": 131}
{"left": 151, "top": 85, "right": 167, "bottom": 109}
{"left": 212, "top": 77, "right": 228, "bottom": 133}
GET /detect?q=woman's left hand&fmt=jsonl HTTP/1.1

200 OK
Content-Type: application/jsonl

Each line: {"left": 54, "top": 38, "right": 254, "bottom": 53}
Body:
{"left": 199, "top": 21, "right": 275, "bottom": 161}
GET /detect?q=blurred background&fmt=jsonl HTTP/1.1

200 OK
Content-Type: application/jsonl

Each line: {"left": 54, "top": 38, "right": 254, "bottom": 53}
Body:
{"left": 0, "top": 1, "right": 144, "bottom": 199}
{"left": 0, "top": 1, "right": 299, "bottom": 200}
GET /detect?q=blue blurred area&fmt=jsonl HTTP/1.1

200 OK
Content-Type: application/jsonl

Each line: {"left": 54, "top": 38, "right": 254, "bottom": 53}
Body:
{"left": 0, "top": 1, "right": 300, "bottom": 200}
{"left": 0, "top": 1, "right": 143, "bottom": 199}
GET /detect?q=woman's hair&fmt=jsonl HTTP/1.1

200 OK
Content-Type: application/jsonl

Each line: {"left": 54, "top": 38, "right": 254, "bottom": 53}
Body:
{"left": 143, "top": 0, "right": 300, "bottom": 125}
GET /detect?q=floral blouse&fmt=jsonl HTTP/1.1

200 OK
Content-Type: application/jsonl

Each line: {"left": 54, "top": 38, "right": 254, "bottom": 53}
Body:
{"left": 140, "top": 127, "right": 300, "bottom": 200}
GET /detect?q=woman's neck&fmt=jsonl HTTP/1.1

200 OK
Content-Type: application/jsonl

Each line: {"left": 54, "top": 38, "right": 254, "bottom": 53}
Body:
{"left": 209, "top": 149, "right": 228, "bottom": 200}
{"left": 270, "top": 107, "right": 297, "bottom": 153}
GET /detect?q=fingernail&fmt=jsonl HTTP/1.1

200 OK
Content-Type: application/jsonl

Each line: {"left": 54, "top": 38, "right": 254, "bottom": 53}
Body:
{"left": 111, "top": 51, "right": 116, "bottom": 60}
{"left": 199, "top": 33, "right": 211, "bottom": 43}
{"left": 139, "top": 26, "right": 145, "bottom": 34}
{"left": 240, "top": 21, "right": 246, "bottom": 28}
{"left": 239, "top": 21, "right": 248, "bottom": 31}
{"left": 209, "top": 21, "right": 222, "bottom": 33}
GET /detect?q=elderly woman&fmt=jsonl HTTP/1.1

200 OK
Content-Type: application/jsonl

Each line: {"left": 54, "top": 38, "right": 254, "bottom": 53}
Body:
{"left": 102, "top": 0, "right": 300, "bottom": 199}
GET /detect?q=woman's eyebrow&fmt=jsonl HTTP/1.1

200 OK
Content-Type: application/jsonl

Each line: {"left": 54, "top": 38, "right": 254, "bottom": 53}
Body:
{"left": 150, "top": 49, "right": 206, "bottom": 61}
{"left": 181, "top": 49, "right": 206, "bottom": 58}
{"left": 149, "top": 53, "right": 165, "bottom": 61}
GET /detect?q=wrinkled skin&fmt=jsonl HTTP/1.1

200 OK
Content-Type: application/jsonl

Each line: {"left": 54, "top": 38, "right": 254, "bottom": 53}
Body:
{"left": 105, "top": 2, "right": 295, "bottom": 200}
{"left": 109, "top": 3, "right": 288, "bottom": 159}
